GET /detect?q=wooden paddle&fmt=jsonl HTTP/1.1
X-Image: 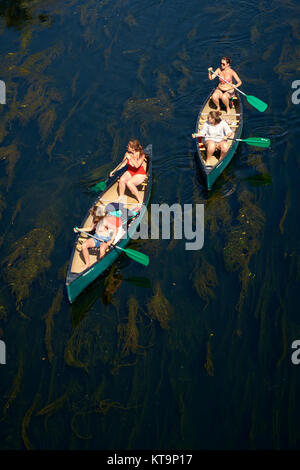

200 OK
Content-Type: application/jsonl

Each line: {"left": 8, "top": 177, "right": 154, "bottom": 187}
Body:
{"left": 211, "top": 69, "right": 268, "bottom": 112}
{"left": 192, "top": 133, "right": 270, "bottom": 148}
{"left": 74, "top": 228, "right": 149, "bottom": 266}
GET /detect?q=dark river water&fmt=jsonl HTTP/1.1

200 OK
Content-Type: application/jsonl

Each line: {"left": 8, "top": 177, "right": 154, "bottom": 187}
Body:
{"left": 0, "top": 0, "right": 300, "bottom": 450}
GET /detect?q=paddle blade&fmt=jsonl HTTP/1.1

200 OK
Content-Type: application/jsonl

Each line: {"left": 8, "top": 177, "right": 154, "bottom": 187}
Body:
{"left": 244, "top": 137, "right": 271, "bottom": 148}
{"left": 89, "top": 181, "right": 107, "bottom": 192}
{"left": 246, "top": 95, "right": 268, "bottom": 112}
{"left": 117, "top": 246, "right": 149, "bottom": 266}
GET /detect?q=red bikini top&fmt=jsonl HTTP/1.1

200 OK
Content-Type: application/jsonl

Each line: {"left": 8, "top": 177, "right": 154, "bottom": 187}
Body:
{"left": 219, "top": 70, "right": 233, "bottom": 85}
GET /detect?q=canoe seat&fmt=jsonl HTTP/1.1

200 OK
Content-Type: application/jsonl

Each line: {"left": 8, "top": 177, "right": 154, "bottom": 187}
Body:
{"left": 137, "top": 176, "right": 148, "bottom": 190}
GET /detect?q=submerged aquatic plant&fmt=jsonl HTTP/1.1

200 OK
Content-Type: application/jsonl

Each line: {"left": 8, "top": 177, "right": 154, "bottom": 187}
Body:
{"left": 0, "top": 305, "right": 7, "bottom": 321}
{"left": 122, "top": 96, "right": 172, "bottom": 123}
{"left": 1, "top": 353, "right": 23, "bottom": 422}
{"left": 0, "top": 143, "right": 20, "bottom": 190}
{"left": 44, "top": 287, "right": 63, "bottom": 363}
{"left": 70, "top": 395, "right": 138, "bottom": 440}
{"left": 36, "top": 203, "right": 64, "bottom": 238}
{"left": 65, "top": 307, "right": 117, "bottom": 372}
{"left": 223, "top": 190, "right": 265, "bottom": 311}
{"left": 64, "top": 326, "right": 90, "bottom": 373}
{"left": 21, "top": 392, "right": 41, "bottom": 450}
{"left": 38, "top": 107, "right": 57, "bottom": 142}
{"left": 102, "top": 265, "right": 122, "bottom": 305}
{"left": 37, "top": 392, "right": 68, "bottom": 418}
{"left": 191, "top": 257, "right": 218, "bottom": 306}
{"left": 125, "top": 14, "right": 137, "bottom": 27}
{"left": 106, "top": 123, "right": 122, "bottom": 162}
{"left": 146, "top": 283, "right": 172, "bottom": 330}
{"left": 204, "top": 341, "right": 214, "bottom": 377}
{"left": 0, "top": 193, "right": 7, "bottom": 221}
{"left": 17, "top": 44, "right": 64, "bottom": 77}
{"left": 4, "top": 228, "right": 54, "bottom": 314}
{"left": 204, "top": 194, "right": 233, "bottom": 239}
{"left": 155, "top": 70, "right": 176, "bottom": 100}
{"left": 245, "top": 173, "right": 272, "bottom": 187}
{"left": 274, "top": 35, "right": 299, "bottom": 79}
{"left": 172, "top": 58, "right": 192, "bottom": 94}
{"left": 117, "top": 296, "right": 139, "bottom": 357}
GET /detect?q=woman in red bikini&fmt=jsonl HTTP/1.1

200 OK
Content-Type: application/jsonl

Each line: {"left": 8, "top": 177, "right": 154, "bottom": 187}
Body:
{"left": 208, "top": 57, "right": 242, "bottom": 114}
{"left": 110, "top": 139, "right": 146, "bottom": 206}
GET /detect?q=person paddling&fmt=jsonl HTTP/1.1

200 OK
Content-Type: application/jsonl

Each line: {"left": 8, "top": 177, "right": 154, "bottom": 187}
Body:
{"left": 196, "top": 110, "right": 233, "bottom": 166}
{"left": 110, "top": 139, "right": 146, "bottom": 208}
{"left": 208, "top": 57, "right": 242, "bottom": 114}
{"left": 74, "top": 205, "right": 121, "bottom": 269}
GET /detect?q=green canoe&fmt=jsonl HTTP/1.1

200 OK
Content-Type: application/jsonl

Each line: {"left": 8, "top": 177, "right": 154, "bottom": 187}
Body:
{"left": 66, "top": 144, "right": 152, "bottom": 303}
{"left": 194, "top": 88, "right": 243, "bottom": 190}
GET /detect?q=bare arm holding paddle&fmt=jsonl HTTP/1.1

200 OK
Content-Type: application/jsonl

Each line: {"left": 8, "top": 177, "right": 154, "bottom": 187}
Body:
{"left": 208, "top": 66, "right": 242, "bottom": 89}
{"left": 109, "top": 155, "right": 128, "bottom": 177}
{"left": 207, "top": 56, "right": 268, "bottom": 112}
{"left": 208, "top": 57, "right": 242, "bottom": 113}
{"left": 73, "top": 224, "right": 95, "bottom": 233}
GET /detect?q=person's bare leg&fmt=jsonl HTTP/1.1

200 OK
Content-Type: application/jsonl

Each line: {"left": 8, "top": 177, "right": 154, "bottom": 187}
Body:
{"left": 118, "top": 172, "right": 131, "bottom": 198}
{"left": 126, "top": 174, "right": 146, "bottom": 204}
{"left": 219, "top": 141, "right": 230, "bottom": 159}
{"left": 81, "top": 239, "right": 95, "bottom": 268}
{"left": 99, "top": 242, "right": 108, "bottom": 259}
{"left": 211, "top": 90, "right": 222, "bottom": 111}
{"left": 205, "top": 140, "right": 218, "bottom": 166}
{"left": 221, "top": 92, "right": 231, "bottom": 114}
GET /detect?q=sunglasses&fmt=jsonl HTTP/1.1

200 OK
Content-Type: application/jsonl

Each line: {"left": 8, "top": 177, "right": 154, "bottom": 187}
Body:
{"left": 221, "top": 62, "right": 226, "bottom": 66}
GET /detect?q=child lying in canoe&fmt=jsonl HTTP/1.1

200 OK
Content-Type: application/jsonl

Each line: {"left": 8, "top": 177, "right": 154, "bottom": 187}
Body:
{"left": 74, "top": 205, "right": 122, "bottom": 269}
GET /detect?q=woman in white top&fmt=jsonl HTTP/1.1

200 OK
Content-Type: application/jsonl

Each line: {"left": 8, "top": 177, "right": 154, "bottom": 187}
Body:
{"left": 198, "top": 110, "right": 233, "bottom": 166}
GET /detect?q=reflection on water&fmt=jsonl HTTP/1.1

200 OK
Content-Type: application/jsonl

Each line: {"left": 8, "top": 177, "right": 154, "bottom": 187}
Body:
{"left": 0, "top": 0, "right": 299, "bottom": 451}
